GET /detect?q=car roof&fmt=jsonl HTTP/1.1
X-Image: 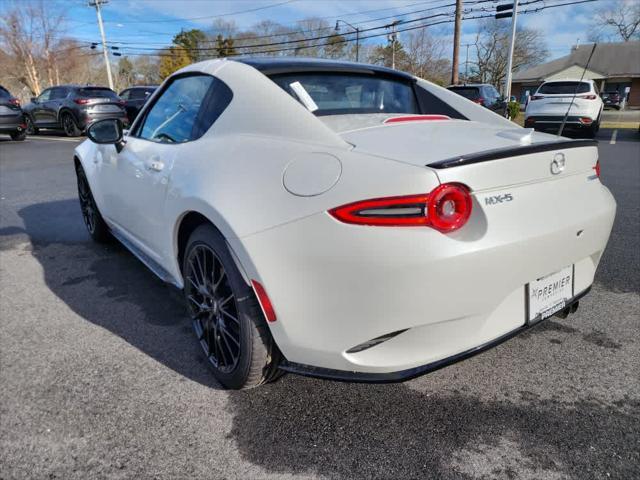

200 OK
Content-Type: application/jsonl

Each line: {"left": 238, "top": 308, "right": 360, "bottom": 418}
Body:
{"left": 122, "top": 85, "right": 158, "bottom": 90}
{"left": 234, "top": 57, "right": 416, "bottom": 82}
{"left": 541, "top": 79, "right": 593, "bottom": 83}
{"left": 448, "top": 84, "right": 492, "bottom": 88}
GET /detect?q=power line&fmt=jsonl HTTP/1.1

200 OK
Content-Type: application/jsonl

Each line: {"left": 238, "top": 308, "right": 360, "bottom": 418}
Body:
{"left": 69, "top": 0, "right": 599, "bottom": 59}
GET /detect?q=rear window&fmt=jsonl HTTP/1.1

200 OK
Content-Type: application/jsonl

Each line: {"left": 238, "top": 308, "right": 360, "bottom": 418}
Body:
{"left": 130, "top": 88, "right": 155, "bottom": 100}
{"left": 270, "top": 73, "right": 419, "bottom": 116}
{"left": 538, "top": 82, "right": 590, "bottom": 95}
{"left": 0, "top": 87, "right": 10, "bottom": 98}
{"left": 448, "top": 87, "right": 480, "bottom": 100}
{"left": 77, "top": 88, "right": 118, "bottom": 98}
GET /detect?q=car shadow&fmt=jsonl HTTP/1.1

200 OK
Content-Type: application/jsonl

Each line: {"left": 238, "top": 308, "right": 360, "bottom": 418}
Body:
{"left": 2, "top": 198, "right": 221, "bottom": 389}
{"left": 226, "top": 375, "right": 639, "bottom": 479}
{"left": 3, "top": 199, "right": 638, "bottom": 478}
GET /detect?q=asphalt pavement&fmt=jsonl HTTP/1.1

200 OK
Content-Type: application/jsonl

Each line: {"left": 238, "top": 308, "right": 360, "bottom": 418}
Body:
{"left": 0, "top": 129, "right": 638, "bottom": 480}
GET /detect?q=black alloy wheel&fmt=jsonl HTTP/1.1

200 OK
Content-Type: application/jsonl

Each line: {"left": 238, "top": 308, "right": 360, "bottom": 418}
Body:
{"left": 186, "top": 244, "right": 242, "bottom": 373}
{"left": 183, "top": 224, "right": 283, "bottom": 389}
{"left": 25, "top": 116, "right": 37, "bottom": 135}
{"left": 62, "top": 113, "right": 81, "bottom": 137}
{"left": 76, "top": 166, "right": 111, "bottom": 242}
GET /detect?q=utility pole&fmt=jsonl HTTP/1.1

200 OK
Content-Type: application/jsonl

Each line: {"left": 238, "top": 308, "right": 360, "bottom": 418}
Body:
{"left": 388, "top": 20, "right": 400, "bottom": 70}
{"left": 451, "top": 0, "right": 463, "bottom": 85}
{"left": 89, "top": 0, "right": 114, "bottom": 90}
{"left": 462, "top": 42, "right": 473, "bottom": 83}
{"left": 496, "top": 0, "right": 519, "bottom": 102}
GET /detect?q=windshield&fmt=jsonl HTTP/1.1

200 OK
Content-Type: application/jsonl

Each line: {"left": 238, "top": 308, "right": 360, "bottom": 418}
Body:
{"left": 270, "top": 73, "right": 419, "bottom": 116}
{"left": 448, "top": 87, "right": 480, "bottom": 100}
{"left": 538, "top": 82, "right": 590, "bottom": 95}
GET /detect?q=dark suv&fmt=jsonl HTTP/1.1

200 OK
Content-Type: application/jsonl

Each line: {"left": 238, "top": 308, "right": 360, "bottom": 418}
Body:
{"left": 447, "top": 84, "right": 507, "bottom": 115}
{"left": 601, "top": 91, "right": 622, "bottom": 110}
{"left": 119, "top": 85, "right": 158, "bottom": 123}
{"left": 0, "top": 86, "right": 27, "bottom": 141}
{"left": 23, "top": 85, "right": 127, "bottom": 137}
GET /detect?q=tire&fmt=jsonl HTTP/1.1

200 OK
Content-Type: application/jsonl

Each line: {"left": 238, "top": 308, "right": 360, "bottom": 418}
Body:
{"left": 25, "top": 116, "right": 38, "bottom": 135}
{"left": 10, "top": 129, "right": 27, "bottom": 141}
{"left": 62, "top": 112, "right": 81, "bottom": 137}
{"left": 75, "top": 164, "right": 111, "bottom": 243}
{"left": 183, "top": 224, "right": 283, "bottom": 389}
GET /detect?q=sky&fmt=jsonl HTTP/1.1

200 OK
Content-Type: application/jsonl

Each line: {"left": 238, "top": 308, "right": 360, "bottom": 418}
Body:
{"left": 1, "top": 0, "right": 622, "bottom": 63}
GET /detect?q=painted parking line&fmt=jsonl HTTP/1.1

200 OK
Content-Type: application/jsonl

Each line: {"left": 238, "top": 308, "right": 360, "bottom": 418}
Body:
{"left": 610, "top": 130, "right": 618, "bottom": 145}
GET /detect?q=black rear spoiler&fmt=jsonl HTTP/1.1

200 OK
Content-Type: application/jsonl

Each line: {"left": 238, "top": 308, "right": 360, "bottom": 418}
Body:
{"left": 428, "top": 139, "right": 598, "bottom": 169}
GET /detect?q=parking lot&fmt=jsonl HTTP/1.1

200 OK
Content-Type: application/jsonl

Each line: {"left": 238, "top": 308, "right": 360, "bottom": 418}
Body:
{"left": 1, "top": 129, "right": 638, "bottom": 479}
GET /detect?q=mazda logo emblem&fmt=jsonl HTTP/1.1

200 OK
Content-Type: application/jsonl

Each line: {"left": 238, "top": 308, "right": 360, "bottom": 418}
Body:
{"left": 551, "top": 153, "right": 566, "bottom": 175}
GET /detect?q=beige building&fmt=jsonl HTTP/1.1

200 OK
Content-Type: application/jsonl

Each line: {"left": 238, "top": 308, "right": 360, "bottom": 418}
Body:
{"left": 512, "top": 41, "right": 640, "bottom": 107}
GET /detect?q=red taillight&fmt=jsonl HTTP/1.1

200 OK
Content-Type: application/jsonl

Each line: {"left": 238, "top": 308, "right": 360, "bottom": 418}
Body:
{"left": 593, "top": 160, "right": 600, "bottom": 178}
{"left": 579, "top": 117, "right": 593, "bottom": 125}
{"left": 427, "top": 183, "right": 473, "bottom": 232}
{"left": 74, "top": 98, "right": 90, "bottom": 105}
{"left": 580, "top": 94, "right": 597, "bottom": 100}
{"left": 473, "top": 98, "right": 484, "bottom": 105}
{"left": 251, "top": 280, "right": 277, "bottom": 323}
{"left": 384, "top": 115, "right": 450, "bottom": 124}
{"left": 530, "top": 95, "right": 544, "bottom": 101}
{"left": 9, "top": 98, "right": 20, "bottom": 106}
{"left": 328, "top": 183, "right": 472, "bottom": 233}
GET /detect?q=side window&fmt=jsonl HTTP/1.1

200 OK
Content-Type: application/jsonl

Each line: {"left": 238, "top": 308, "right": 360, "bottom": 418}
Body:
{"left": 137, "top": 75, "right": 231, "bottom": 143}
{"left": 119, "top": 89, "right": 131, "bottom": 100}
{"left": 37, "top": 89, "right": 52, "bottom": 102}
{"left": 50, "top": 87, "right": 68, "bottom": 100}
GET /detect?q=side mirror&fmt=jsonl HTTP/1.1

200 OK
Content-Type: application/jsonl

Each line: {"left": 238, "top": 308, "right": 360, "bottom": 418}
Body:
{"left": 31, "top": 97, "right": 37, "bottom": 103}
{"left": 87, "top": 118, "right": 125, "bottom": 152}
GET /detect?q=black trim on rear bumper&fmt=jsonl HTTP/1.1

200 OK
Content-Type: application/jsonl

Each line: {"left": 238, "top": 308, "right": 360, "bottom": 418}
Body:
{"left": 279, "top": 287, "right": 591, "bottom": 383}
{"left": 428, "top": 139, "right": 598, "bottom": 169}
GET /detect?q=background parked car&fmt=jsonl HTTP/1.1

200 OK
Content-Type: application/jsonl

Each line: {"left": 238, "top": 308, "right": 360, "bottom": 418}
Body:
{"left": 524, "top": 79, "right": 603, "bottom": 138}
{"left": 601, "top": 91, "right": 622, "bottom": 110}
{"left": 0, "top": 85, "right": 27, "bottom": 141}
{"left": 447, "top": 84, "right": 507, "bottom": 115}
{"left": 22, "top": 85, "right": 128, "bottom": 137}
{"left": 119, "top": 85, "right": 158, "bottom": 123}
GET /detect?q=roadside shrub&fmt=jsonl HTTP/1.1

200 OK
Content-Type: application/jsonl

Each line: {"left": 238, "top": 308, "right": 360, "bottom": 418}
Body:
{"left": 507, "top": 101, "right": 520, "bottom": 120}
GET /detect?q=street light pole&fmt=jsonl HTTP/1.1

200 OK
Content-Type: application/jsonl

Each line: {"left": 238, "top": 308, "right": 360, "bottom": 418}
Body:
{"left": 335, "top": 19, "right": 360, "bottom": 62}
{"left": 388, "top": 20, "right": 400, "bottom": 70}
{"left": 89, "top": 0, "right": 114, "bottom": 90}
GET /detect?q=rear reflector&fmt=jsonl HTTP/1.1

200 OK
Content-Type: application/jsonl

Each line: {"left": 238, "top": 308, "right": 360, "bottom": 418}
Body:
{"left": 384, "top": 115, "right": 450, "bottom": 124}
{"left": 329, "top": 183, "right": 472, "bottom": 232}
{"left": 251, "top": 280, "right": 277, "bottom": 323}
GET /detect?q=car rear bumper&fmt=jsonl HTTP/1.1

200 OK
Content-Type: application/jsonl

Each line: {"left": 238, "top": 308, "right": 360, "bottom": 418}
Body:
{"left": 231, "top": 176, "right": 616, "bottom": 376}
{"left": 279, "top": 288, "right": 590, "bottom": 383}
{"left": 80, "top": 112, "right": 129, "bottom": 129}
{"left": 0, "top": 113, "right": 25, "bottom": 132}
{"left": 525, "top": 115, "right": 596, "bottom": 132}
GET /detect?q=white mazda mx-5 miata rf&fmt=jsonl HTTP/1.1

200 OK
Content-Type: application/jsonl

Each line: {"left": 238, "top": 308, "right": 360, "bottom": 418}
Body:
{"left": 74, "top": 57, "right": 616, "bottom": 389}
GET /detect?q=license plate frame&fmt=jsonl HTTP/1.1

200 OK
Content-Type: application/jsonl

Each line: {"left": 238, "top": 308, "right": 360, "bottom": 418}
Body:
{"left": 525, "top": 265, "right": 574, "bottom": 325}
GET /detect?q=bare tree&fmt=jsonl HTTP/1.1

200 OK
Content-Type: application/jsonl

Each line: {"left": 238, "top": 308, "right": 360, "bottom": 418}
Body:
{"left": 473, "top": 20, "right": 548, "bottom": 89}
{"left": 592, "top": 0, "right": 640, "bottom": 42}
{"left": 403, "top": 29, "right": 451, "bottom": 84}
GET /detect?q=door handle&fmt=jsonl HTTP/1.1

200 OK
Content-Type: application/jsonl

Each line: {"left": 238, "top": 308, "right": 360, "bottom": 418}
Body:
{"left": 146, "top": 158, "right": 164, "bottom": 172}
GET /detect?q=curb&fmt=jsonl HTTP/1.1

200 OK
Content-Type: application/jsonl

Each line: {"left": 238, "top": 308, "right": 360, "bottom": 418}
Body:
{"left": 600, "top": 122, "right": 640, "bottom": 130}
